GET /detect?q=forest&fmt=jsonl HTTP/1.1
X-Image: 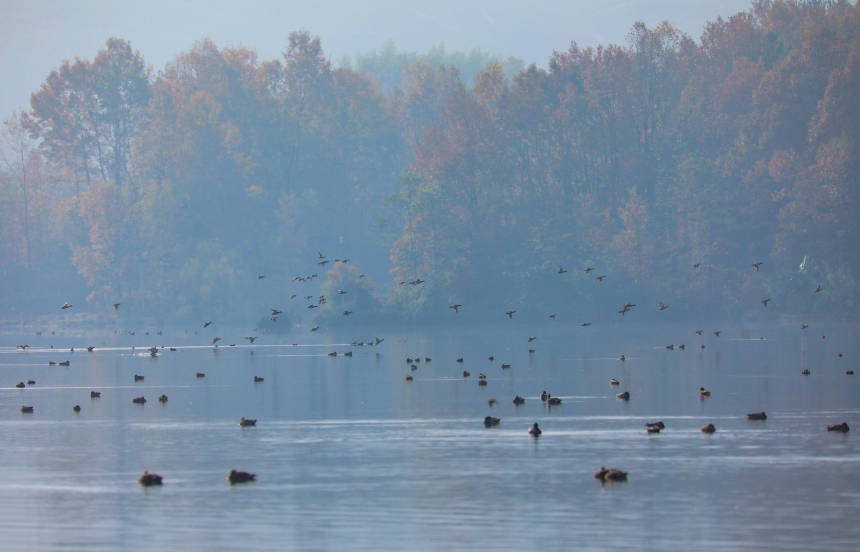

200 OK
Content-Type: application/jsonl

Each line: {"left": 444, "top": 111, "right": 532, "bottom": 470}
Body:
{"left": 1, "top": 0, "right": 858, "bottom": 328}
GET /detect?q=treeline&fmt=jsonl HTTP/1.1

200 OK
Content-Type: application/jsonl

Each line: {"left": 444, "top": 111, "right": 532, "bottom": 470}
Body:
{"left": 1, "top": 0, "right": 858, "bottom": 325}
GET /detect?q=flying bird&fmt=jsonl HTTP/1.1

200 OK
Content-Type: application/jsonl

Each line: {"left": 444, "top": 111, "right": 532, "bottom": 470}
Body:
{"left": 581, "top": 322, "right": 591, "bottom": 327}
{"left": 752, "top": 262, "right": 763, "bottom": 271}
{"left": 505, "top": 310, "right": 516, "bottom": 318}
{"left": 695, "top": 330, "right": 703, "bottom": 336}
{"left": 659, "top": 302, "right": 669, "bottom": 310}
{"left": 584, "top": 267, "right": 595, "bottom": 273}
{"left": 760, "top": 298, "right": 770, "bottom": 307}
{"left": 528, "top": 336, "right": 537, "bottom": 342}
{"left": 271, "top": 309, "right": 283, "bottom": 315}
{"left": 548, "top": 314, "right": 556, "bottom": 319}
{"left": 693, "top": 263, "right": 701, "bottom": 269}
{"left": 557, "top": 266, "right": 567, "bottom": 274}
{"left": 449, "top": 304, "right": 462, "bottom": 314}
{"left": 245, "top": 336, "right": 256, "bottom": 343}
{"left": 714, "top": 331, "right": 721, "bottom": 337}
{"left": 257, "top": 275, "right": 265, "bottom": 279}
{"left": 595, "top": 275, "right": 606, "bottom": 282}
{"left": 60, "top": 302, "right": 73, "bottom": 310}
{"left": 343, "top": 310, "right": 353, "bottom": 316}
{"left": 814, "top": 284, "right": 822, "bottom": 292}
{"left": 212, "top": 337, "right": 221, "bottom": 345}
{"left": 112, "top": 303, "right": 121, "bottom": 310}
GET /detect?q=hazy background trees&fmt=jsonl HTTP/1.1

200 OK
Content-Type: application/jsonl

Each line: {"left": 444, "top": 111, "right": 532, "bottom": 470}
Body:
{"left": 1, "top": 0, "right": 857, "bottom": 325}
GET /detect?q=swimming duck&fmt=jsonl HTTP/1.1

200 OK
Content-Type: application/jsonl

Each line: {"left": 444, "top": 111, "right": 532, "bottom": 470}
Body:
{"left": 196, "top": 372, "right": 205, "bottom": 378}
{"left": 134, "top": 374, "right": 144, "bottom": 381}
{"left": 228, "top": 469, "right": 256, "bottom": 484}
{"left": 463, "top": 371, "right": 470, "bottom": 378}
{"left": 547, "top": 397, "right": 562, "bottom": 405}
{"left": 484, "top": 416, "right": 501, "bottom": 427}
{"left": 513, "top": 395, "right": 525, "bottom": 405}
{"left": 701, "top": 423, "right": 716, "bottom": 433}
{"left": 801, "top": 369, "right": 811, "bottom": 375}
{"left": 478, "top": 373, "right": 486, "bottom": 380}
{"left": 646, "top": 421, "right": 665, "bottom": 431}
{"left": 528, "top": 423, "right": 542, "bottom": 436}
{"left": 15, "top": 382, "right": 25, "bottom": 388}
{"left": 90, "top": 391, "right": 101, "bottom": 398}
{"left": 21, "top": 405, "right": 34, "bottom": 413}
{"left": 253, "top": 376, "right": 264, "bottom": 382}
{"left": 138, "top": 471, "right": 162, "bottom": 486}
{"left": 540, "top": 391, "right": 548, "bottom": 402}
{"left": 478, "top": 379, "right": 487, "bottom": 386}
{"left": 747, "top": 412, "right": 767, "bottom": 420}
{"left": 610, "top": 378, "right": 620, "bottom": 386}
{"left": 847, "top": 369, "right": 854, "bottom": 375}
{"left": 827, "top": 422, "right": 849, "bottom": 432}
{"left": 132, "top": 396, "right": 146, "bottom": 404}
{"left": 405, "top": 375, "right": 413, "bottom": 381}
{"left": 699, "top": 387, "right": 711, "bottom": 397}
{"left": 239, "top": 418, "right": 256, "bottom": 427}
{"left": 158, "top": 395, "right": 168, "bottom": 403}
{"left": 500, "top": 363, "right": 511, "bottom": 369}
{"left": 616, "top": 391, "right": 630, "bottom": 401}
{"left": 594, "top": 467, "right": 627, "bottom": 482}
{"left": 73, "top": 405, "right": 81, "bottom": 412}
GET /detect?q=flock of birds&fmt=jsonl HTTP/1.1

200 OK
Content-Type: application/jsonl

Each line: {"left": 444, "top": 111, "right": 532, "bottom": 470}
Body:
{"left": 14, "top": 255, "right": 852, "bottom": 486}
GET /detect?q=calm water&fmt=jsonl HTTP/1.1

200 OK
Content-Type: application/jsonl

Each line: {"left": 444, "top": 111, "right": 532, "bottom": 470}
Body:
{"left": 1, "top": 321, "right": 858, "bottom": 551}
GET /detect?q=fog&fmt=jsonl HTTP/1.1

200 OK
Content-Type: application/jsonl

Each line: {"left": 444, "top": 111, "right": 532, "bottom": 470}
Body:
{"left": 0, "top": 0, "right": 753, "bottom": 118}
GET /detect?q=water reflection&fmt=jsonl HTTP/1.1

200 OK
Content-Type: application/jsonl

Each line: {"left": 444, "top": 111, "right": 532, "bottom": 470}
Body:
{"left": 0, "top": 322, "right": 858, "bottom": 550}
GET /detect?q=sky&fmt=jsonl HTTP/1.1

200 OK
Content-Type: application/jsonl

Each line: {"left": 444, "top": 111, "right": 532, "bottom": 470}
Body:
{"left": 0, "top": 0, "right": 754, "bottom": 119}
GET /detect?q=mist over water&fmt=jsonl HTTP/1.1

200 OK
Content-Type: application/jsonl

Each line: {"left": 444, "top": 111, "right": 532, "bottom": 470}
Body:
{"left": 1, "top": 321, "right": 858, "bottom": 550}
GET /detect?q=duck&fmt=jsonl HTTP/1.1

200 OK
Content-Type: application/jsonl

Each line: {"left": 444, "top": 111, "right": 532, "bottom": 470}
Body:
{"left": 245, "top": 336, "right": 257, "bottom": 343}
{"left": 132, "top": 396, "right": 146, "bottom": 404}
{"left": 405, "top": 375, "right": 413, "bottom": 381}
{"left": 72, "top": 405, "right": 81, "bottom": 412}
{"left": 610, "top": 378, "right": 620, "bottom": 386}
{"left": 90, "top": 391, "right": 101, "bottom": 398}
{"left": 528, "top": 423, "right": 542, "bottom": 436}
{"left": 699, "top": 387, "right": 711, "bottom": 397}
{"left": 701, "top": 423, "right": 717, "bottom": 433}
{"left": 134, "top": 374, "right": 144, "bottom": 381}
{"left": 196, "top": 372, "right": 205, "bottom": 378}
{"left": 594, "top": 466, "right": 627, "bottom": 482}
{"left": 158, "top": 395, "right": 168, "bottom": 403}
{"left": 500, "top": 363, "right": 511, "bottom": 369}
{"left": 847, "top": 369, "right": 855, "bottom": 375}
{"left": 646, "top": 425, "right": 661, "bottom": 434}
{"left": 478, "top": 379, "right": 487, "bottom": 386}
{"left": 616, "top": 391, "right": 630, "bottom": 401}
{"left": 540, "top": 391, "right": 549, "bottom": 402}
{"left": 138, "top": 471, "right": 163, "bottom": 486}
{"left": 505, "top": 310, "right": 516, "bottom": 318}
{"left": 239, "top": 418, "right": 256, "bottom": 427}
{"left": 463, "top": 371, "right": 470, "bottom": 378}
{"left": 449, "top": 304, "right": 461, "bottom": 314}
{"left": 747, "top": 412, "right": 767, "bottom": 420}
{"left": 513, "top": 395, "right": 525, "bottom": 405}
{"left": 21, "top": 405, "right": 34, "bottom": 413}
{"left": 827, "top": 422, "right": 849, "bottom": 433}
{"left": 646, "top": 421, "right": 665, "bottom": 432}
{"left": 484, "top": 416, "right": 501, "bottom": 427}
{"left": 15, "top": 382, "right": 25, "bottom": 388}
{"left": 547, "top": 397, "right": 562, "bottom": 405}
{"left": 253, "top": 376, "right": 264, "bottom": 382}
{"left": 227, "top": 469, "right": 256, "bottom": 484}
{"left": 801, "top": 369, "right": 811, "bottom": 375}
{"left": 60, "top": 301, "right": 73, "bottom": 310}
{"left": 478, "top": 373, "right": 486, "bottom": 380}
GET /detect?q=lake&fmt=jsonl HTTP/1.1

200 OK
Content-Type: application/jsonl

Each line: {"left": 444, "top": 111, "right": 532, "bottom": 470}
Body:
{"left": 1, "top": 320, "right": 858, "bottom": 551}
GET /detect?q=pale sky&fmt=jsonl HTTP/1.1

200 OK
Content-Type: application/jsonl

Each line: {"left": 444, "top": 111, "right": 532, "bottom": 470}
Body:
{"left": 0, "top": 0, "right": 753, "bottom": 119}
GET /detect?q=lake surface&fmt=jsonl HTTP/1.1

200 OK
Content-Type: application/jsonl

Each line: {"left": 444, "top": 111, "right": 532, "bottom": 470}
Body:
{"left": 1, "top": 320, "right": 858, "bottom": 551}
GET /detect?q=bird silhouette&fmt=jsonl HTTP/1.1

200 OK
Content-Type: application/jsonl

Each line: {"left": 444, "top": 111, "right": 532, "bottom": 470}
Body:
{"left": 695, "top": 330, "right": 703, "bottom": 336}
{"left": 449, "top": 304, "right": 462, "bottom": 314}
{"left": 245, "top": 336, "right": 256, "bottom": 343}
{"left": 212, "top": 337, "right": 221, "bottom": 345}
{"left": 714, "top": 331, "right": 721, "bottom": 337}
{"left": 343, "top": 310, "right": 353, "bottom": 316}
{"left": 318, "top": 252, "right": 325, "bottom": 259}
{"left": 659, "top": 302, "right": 668, "bottom": 310}
{"left": 548, "top": 314, "right": 556, "bottom": 319}
{"left": 557, "top": 266, "right": 567, "bottom": 274}
{"left": 505, "top": 310, "right": 516, "bottom": 318}
{"left": 112, "top": 303, "right": 121, "bottom": 310}
{"left": 271, "top": 309, "right": 282, "bottom": 315}
{"left": 595, "top": 275, "right": 606, "bottom": 282}
{"left": 760, "top": 299, "right": 770, "bottom": 307}
{"left": 528, "top": 336, "right": 537, "bottom": 342}
{"left": 228, "top": 469, "right": 256, "bottom": 484}
{"left": 60, "top": 302, "right": 73, "bottom": 310}
{"left": 693, "top": 263, "right": 701, "bottom": 269}
{"left": 310, "top": 326, "right": 319, "bottom": 332}
{"left": 257, "top": 275, "right": 265, "bottom": 279}
{"left": 584, "top": 267, "right": 595, "bottom": 273}
{"left": 581, "top": 322, "right": 591, "bottom": 326}
{"left": 318, "top": 260, "right": 329, "bottom": 267}
{"left": 814, "top": 284, "right": 822, "bottom": 292}
{"left": 752, "top": 262, "right": 763, "bottom": 271}
{"left": 801, "top": 324, "right": 808, "bottom": 329}
{"left": 203, "top": 321, "right": 212, "bottom": 328}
